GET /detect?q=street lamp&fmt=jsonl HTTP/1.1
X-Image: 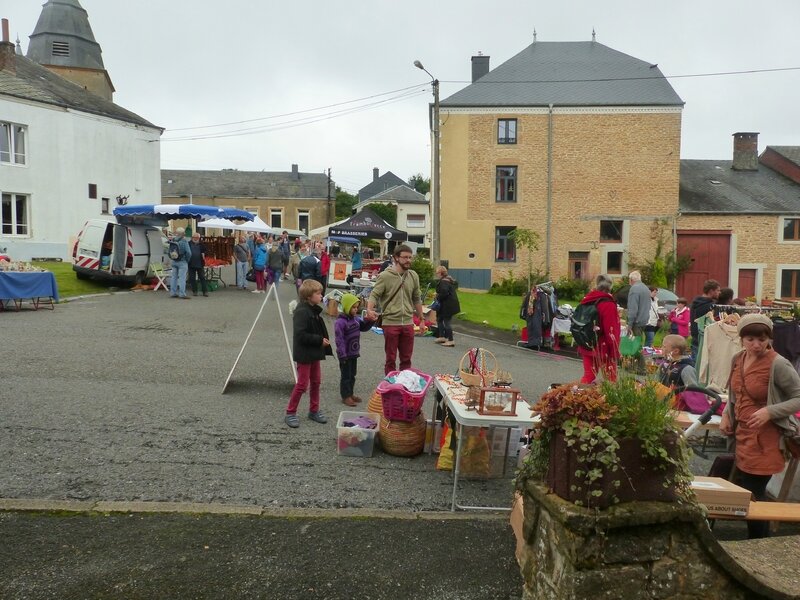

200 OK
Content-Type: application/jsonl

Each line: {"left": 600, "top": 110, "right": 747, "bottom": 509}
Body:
{"left": 414, "top": 59, "right": 440, "bottom": 266}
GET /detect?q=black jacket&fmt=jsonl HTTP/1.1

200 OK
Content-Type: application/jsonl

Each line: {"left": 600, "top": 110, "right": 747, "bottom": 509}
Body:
{"left": 292, "top": 301, "right": 332, "bottom": 363}
{"left": 188, "top": 241, "right": 206, "bottom": 269}
{"left": 435, "top": 276, "right": 460, "bottom": 319}
{"left": 690, "top": 295, "right": 715, "bottom": 342}
{"left": 299, "top": 255, "right": 321, "bottom": 281}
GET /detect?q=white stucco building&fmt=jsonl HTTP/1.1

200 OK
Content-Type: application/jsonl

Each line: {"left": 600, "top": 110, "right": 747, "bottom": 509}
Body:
{"left": 0, "top": 1, "right": 161, "bottom": 260}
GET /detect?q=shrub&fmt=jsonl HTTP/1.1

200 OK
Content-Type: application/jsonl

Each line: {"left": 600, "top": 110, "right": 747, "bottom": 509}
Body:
{"left": 553, "top": 277, "right": 590, "bottom": 301}
{"left": 410, "top": 255, "right": 434, "bottom": 288}
{"left": 489, "top": 270, "right": 528, "bottom": 296}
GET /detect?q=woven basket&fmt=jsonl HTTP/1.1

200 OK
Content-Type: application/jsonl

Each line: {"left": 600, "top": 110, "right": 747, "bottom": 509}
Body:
{"left": 459, "top": 348, "right": 497, "bottom": 387}
{"left": 380, "top": 413, "right": 426, "bottom": 457}
{"left": 367, "top": 389, "right": 383, "bottom": 416}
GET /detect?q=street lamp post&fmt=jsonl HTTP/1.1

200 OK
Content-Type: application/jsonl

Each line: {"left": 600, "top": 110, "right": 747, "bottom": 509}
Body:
{"left": 414, "top": 60, "right": 440, "bottom": 266}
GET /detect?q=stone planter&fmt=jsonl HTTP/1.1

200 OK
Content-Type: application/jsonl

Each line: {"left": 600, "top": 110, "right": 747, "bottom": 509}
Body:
{"left": 545, "top": 430, "right": 678, "bottom": 509}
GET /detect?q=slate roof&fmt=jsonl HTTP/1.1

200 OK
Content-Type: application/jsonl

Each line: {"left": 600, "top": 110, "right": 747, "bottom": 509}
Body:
{"left": 161, "top": 169, "right": 330, "bottom": 200}
{"left": 356, "top": 184, "right": 427, "bottom": 209}
{"left": 680, "top": 160, "right": 800, "bottom": 214}
{"left": 27, "top": 0, "right": 105, "bottom": 70}
{"left": 0, "top": 54, "right": 158, "bottom": 129}
{"left": 441, "top": 41, "right": 683, "bottom": 108}
{"left": 358, "top": 171, "right": 407, "bottom": 202}
{"left": 766, "top": 146, "right": 800, "bottom": 167}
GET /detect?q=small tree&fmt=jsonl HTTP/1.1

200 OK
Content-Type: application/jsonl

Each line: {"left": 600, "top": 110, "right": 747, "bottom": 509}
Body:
{"left": 508, "top": 228, "right": 541, "bottom": 287}
{"left": 366, "top": 202, "right": 397, "bottom": 227}
{"left": 335, "top": 187, "right": 358, "bottom": 219}
{"left": 628, "top": 218, "right": 691, "bottom": 289}
{"left": 407, "top": 174, "right": 430, "bottom": 195}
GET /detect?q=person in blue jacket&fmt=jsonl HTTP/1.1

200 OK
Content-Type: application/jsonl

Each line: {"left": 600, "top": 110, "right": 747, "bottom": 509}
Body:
{"left": 252, "top": 236, "right": 268, "bottom": 293}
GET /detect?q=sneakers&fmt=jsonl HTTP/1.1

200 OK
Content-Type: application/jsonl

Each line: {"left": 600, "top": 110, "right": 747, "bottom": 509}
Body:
{"left": 252, "top": 290, "right": 261, "bottom": 294}
{"left": 342, "top": 397, "right": 358, "bottom": 407}
{"left": 442, "top": 341, "right": 455, "bottom": 347}
{"left": 285, "top": 414, "right": 300, "bottom": 428}
{"left": 308, "top": 411, "right": 328, "bottom": 424}
{"left": 434, "top": 337, "right": 447, "bottom": 344}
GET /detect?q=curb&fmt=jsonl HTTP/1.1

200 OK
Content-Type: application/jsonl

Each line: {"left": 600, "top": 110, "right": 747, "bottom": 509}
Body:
{"left": 0, "top": 498, "right": 508, "bottom": 520}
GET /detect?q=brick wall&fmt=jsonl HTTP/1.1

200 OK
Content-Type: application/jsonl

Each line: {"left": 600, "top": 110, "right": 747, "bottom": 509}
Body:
{"left": 440, "top": 109, "right": 681, "bottom": 286}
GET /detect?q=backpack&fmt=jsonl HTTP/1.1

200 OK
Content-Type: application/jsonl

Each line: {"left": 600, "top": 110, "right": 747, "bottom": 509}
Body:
{"left": 168, "top": 240, "right": 180, "bottom": 260}
{"left": 570, "top": 298, "right": 612, "bottom": 350}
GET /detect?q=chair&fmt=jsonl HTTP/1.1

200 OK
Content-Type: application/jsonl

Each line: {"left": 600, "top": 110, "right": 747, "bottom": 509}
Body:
{"left": 149, "top": 262, "right": 172, "bottom": 291}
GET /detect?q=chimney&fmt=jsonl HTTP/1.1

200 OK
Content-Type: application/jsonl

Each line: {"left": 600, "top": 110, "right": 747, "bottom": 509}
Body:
{"left": 471, "top": 53, "right": 490, "bottom": 83}
{"left": 373, "top": 167, "right": 379, "bottom": 182}
{"left": 0, "top": 19, "right": 15, "bottom": 74}
{"left": 732, "top": 132, "right": 759, "bottom": 171}
{"left": 291, "top": 163, "right": 299, "bottom": 180}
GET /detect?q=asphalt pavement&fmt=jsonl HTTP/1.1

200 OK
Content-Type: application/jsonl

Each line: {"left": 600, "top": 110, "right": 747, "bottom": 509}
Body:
{"left": 2, "top": 272, "right": 790, "bottom": 599}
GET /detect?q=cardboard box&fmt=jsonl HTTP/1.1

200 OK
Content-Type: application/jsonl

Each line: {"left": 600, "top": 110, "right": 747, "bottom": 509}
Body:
{"left": 690, "top": 476, "right": 751, "bottom": 517}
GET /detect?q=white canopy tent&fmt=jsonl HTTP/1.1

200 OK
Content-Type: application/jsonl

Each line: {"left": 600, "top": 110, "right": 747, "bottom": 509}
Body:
{"left": 197, "top": 216, "right": 273, "bottom": 234}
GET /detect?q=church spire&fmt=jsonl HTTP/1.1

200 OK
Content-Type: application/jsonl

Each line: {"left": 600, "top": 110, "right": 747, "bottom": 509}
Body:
{"left": 26, "top": 0, "right": 114, "bottom": 100}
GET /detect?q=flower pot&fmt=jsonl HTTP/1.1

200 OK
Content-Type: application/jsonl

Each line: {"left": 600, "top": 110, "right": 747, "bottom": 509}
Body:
{"left": 546, "top": 431, "right": 679, "bottom": 509}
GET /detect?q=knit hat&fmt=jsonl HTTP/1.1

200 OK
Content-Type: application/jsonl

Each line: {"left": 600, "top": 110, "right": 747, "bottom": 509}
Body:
{"left": 341, "top": 293, "right": 360, "bottom": 315}
{"left": 736, "top": 313, "right": 773, "bottom": 336}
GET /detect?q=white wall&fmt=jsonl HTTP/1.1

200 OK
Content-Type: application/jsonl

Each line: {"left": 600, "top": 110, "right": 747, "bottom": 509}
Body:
{"left": 0, "top": 97, "right": 161, "bottom": 260}
{"left": 397, "top": 202, "right": 430, "bottom": 245}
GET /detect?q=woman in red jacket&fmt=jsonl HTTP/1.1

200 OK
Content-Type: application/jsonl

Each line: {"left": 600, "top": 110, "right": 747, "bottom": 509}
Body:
{"left": 577, "top": 274, "right": 621, "bottom": 384}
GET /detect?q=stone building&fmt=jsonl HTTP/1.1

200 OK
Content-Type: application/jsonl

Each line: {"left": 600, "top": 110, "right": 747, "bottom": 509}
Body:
{"left": 678, "top": 133, "right": 800, "bottom": 301}
{"left": 161, "top": 167, "right": 333, "bottom": 235}
{"left": 435, "top": 38, "right": 684, "bottom": 290}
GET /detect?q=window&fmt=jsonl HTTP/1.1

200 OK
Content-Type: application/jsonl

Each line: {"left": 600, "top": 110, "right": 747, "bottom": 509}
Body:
{"left": 406, "top": 214, "right": 425, "bottom": 228}
{"left": 781, "top": 269, "right": 800, "bottom": 299}
{"left": 52, "top": 41, "right": 70, "bottom": 57}
{"left": 782, "top": 218, "right": 800, "bottom": 241}
{"left": 101, "top": 198, "right": 109, "bottom": 214}
{"left": 1, "top": 193, "right": 29, "bottom": 236}
{"left": 243, "top": 206, "right": 259, "bottom": 218}
{"left": 599, "top": 220, "right": 623, "bottom": 243}
{"left": 568, "top": 251, "right": 590, "bottom": 280}
{"left": 495, "top": 226, "right": 516, "bottom": 262}
{"left": 297, "top": 210, "right": 310, "bottom": 234}
{"left": 1, "top": 121, "right": 27, "bottom": 165}
{"left": 606, "top": 251, "right": 623, "bottom": 274}
{"left": 496, "top": 166, "right": 517, "bottom": 203}
{"left": 498, "top": 119, "right": 517, "bottom": 144}
{"left": 270, "top": 209, "right": 282, "bottom": 229}
{"left": 88, "top": 183, "right": 97, "bottom": 199}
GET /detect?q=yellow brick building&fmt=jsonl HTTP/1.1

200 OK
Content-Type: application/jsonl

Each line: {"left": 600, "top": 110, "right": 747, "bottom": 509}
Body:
{"left": 436, "top": 41, "right": 684, "bottom": 290}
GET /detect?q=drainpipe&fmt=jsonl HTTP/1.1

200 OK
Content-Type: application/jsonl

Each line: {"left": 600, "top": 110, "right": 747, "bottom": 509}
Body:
{"left": 672, "top": 214, "right": 679, "bottom": 292}
{"left": 545, "top": 103, "right": 554, "bottom": 274}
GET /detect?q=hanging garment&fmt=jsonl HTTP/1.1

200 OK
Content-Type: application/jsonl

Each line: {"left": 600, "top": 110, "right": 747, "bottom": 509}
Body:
{"left": 692, "top": 314, "right": 714, "bottom": 379}
{"left": 698, "top": 320, "right": 741, "bottom": 391}
{"left": 772, "top": 321, "right": 800, "bottom": 364}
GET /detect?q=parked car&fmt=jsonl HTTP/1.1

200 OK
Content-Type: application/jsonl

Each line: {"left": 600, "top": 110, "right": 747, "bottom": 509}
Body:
{"left": 614, "top": 285, "right": 678, "bottom": 314}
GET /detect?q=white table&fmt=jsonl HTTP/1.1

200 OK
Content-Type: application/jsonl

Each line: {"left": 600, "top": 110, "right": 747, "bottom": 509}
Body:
{"left": 433, "top": 376, "right": 538, "bottom": 511}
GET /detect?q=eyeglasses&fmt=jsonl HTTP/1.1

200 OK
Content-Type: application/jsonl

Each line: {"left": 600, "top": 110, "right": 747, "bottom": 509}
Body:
{"left": 398, "top": 254, "right": 412, "bottom": 260}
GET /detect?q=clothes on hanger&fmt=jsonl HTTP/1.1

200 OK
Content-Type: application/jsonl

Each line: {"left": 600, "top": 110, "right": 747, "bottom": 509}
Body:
{"left": 698, "top": 319, "right": 741, "bottom": 390}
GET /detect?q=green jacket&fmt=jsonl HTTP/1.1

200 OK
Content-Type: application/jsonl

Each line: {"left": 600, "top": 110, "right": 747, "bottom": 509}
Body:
{"left": 368, "top": 267, "right": 422, "bottom": 327}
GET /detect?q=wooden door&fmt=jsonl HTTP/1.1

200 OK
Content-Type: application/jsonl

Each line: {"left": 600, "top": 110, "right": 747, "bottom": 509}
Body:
{"left": 676, "top": 231, "right": 731, "bottom": 298}
{"left": 738, "top": 269, "right": 756, "bottom": 298}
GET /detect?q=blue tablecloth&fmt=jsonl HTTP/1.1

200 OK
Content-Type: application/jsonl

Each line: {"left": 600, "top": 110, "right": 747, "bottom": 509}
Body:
{"left": 0, "top": 271, "right": 60, "bottom": 301}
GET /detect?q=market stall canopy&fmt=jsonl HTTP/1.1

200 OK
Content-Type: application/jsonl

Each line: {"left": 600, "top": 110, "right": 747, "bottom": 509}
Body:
{"left": 328, "top": 208, "right": 407, "bottom": 241}
{"left": 113, "top": 204, "right": 255, "bottom": 221}
{"left": 328, "top": 236, "right": 361, "bottom": 245}
{"left": 197, "top": 216, "right": 273, "bottom": 234}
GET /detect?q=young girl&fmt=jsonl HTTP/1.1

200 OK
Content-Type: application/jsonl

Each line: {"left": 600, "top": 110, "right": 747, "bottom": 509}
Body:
{"left": 285, "top": 279, "right": 332, "bottom": 428}
{"left": 334, "top": 293, "right": 374, "bottom": 407}
{"left": 252, "top": 236, "right": 267, "bottom": 293}
{"left": 668, "top": 298, "right": 690, "bottom": 338}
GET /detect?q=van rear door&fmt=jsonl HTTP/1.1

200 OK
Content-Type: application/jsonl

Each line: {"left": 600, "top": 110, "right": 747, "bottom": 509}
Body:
{"left": 74, "top": 222, "right": 107, "bottom": 270}
{"left": 110, "top": 225, "right": 128, "bottom": 274}
{"left": 146, "top": 229, "right": 165, "bottom": 265}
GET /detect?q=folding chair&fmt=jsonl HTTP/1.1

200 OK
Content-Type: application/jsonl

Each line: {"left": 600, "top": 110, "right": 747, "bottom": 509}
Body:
{"left": 149, "top": 262, "right": 172, "bottom": 291}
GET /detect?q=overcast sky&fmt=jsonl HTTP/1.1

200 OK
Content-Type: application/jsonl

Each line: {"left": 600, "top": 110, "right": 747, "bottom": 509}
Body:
{"left": 6, "top": 0, "right": 800, "bottom": 194}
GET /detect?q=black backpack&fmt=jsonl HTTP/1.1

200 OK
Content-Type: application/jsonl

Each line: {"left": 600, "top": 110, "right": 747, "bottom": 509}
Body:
{"left": 168, "top": 240, "right": 181, "bottom": 260}
{"left": 570, "top": 298, "right": 613, "bottom": 350}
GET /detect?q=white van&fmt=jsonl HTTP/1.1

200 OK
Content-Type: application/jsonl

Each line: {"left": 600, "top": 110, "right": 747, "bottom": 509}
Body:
{"left": 72, "top": 219, "right": 166, "bottom": 285}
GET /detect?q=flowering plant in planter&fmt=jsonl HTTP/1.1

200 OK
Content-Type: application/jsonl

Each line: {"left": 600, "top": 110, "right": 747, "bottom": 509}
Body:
{"left": 517, "top": 377, "right": 693, "bottom": 509}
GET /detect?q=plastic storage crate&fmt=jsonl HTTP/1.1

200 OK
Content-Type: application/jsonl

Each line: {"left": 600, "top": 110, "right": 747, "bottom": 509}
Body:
{"left": 336, "top": 410, "right": 380, "bottom": 457}
{"left": 376, "top": 369, "right": 432, "bottom": 422}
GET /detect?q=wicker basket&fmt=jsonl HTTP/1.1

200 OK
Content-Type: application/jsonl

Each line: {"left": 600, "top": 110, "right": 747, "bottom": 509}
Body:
{"left": 459, "top": 348, "right": 498, "bottom": 387}
{"left": 380, "top": 413, "right": 426, "bottom": 457}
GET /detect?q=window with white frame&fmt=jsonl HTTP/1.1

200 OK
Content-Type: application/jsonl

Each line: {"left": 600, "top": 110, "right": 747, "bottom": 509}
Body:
{"left": 270, "top": 209, "right": 282, "bottom": 229}
{"left": 780, "top": 268, "right": 800, "bottom": 299}
{"left": 297, "top": 210, "right": 310, "bottom": 234}
{"left": 406, "top": 214, "right": 426, "bottom": 228}
{"left": 243, "top": 206, "right": 259, "bottom": 218}
{"left": 1, "top": 121, "right": 27, "bottom": 165}
{"left": 1, "top": 193, "right": 29, "bottom": 236}
{"left": 781, "top": 217, "right": 800, "bottom": 242}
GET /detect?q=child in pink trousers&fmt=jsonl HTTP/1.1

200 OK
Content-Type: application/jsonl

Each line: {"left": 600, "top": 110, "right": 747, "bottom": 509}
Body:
{"left": 285, "top": 279, "right": 332, "bottom": 428}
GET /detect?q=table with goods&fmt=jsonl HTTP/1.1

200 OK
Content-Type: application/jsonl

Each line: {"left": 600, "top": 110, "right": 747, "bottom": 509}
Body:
{"left": 0, "top": 261, "right": 59, "bottom": 310}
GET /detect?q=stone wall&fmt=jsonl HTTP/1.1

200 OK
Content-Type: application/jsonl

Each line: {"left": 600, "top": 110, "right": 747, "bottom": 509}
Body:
{"left": 519, "top": 481, "right": 776, "bottom": 599}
